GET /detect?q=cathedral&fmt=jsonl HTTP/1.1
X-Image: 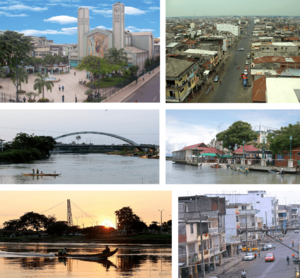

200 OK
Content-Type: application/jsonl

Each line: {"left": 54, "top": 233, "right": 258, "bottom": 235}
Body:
{"left": 69, "top": 2, "right": 154, "bottom": 72}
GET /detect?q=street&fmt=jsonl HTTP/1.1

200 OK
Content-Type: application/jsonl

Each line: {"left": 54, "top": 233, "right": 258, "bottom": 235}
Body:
{"left": 218, "top": 231, "right": 300, "bottom": 278}
{"left": 123, "top": 73, "right": 160, "bottom": 102}
{"left": 202, "top": 20, "right": 254, "bottom": 103}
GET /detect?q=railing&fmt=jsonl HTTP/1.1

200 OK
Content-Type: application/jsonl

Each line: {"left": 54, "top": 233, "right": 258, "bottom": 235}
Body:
{"left": 187, "top": 252, "right": 199, "bottom": 265}
{"left": 208, "top": 227, "right": 218, "bottom": 234}
{"left": 210, "top": 246, "right": 220, "bottom": 255}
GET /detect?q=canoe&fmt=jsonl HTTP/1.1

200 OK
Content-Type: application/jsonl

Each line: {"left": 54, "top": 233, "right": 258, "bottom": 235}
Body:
{"left": 268, "top": 170, "right": 284, "bottom": 175}
{"left": 55, "top": 248, "right": 118, "bottom": 258}
{"left": 22, "top": 173, "right": 61, "bottom": 177}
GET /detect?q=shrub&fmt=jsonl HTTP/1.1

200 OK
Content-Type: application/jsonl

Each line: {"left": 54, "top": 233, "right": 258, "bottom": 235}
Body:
{"left": 37, "top": 98, "right": 50, "bottom": 102}
{"left": 17, "top": 90, "right": 26, "bottom": 94}
{"left": 28, "top": 99, "right": 36, "bottom": 102}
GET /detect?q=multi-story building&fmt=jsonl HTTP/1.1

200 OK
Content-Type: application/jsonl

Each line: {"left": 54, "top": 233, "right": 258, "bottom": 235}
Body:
{"left": 216, "top": 24, "right": 239, "bottom": 36}
{"left": 277, "top": 205, "right": 288, "bottom": 229}
{"left": 178, "top": 195, "right": 226, "bottom": 278}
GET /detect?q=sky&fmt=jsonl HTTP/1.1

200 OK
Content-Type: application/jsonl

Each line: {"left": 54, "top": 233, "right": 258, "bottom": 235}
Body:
{"left": 0, "top": 109, "right": 159, "bottom": 145}
{"left": 166, "top": 0, "right": 300, "bottom": 17}
{"left": 0, "top": 0, "right": 160, "bottom": 43}
{"left": 0, "top": 191, "right": 171, "bottom": 228}
{"left": 166, "top": 109, "right": 300, "bottom": 156}
{"left": 179, "top": 190, "right": 300, "bottom": 206}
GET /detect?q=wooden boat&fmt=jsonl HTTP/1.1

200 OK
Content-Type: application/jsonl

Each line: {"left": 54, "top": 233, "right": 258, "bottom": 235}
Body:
{"left": 55, "top": 248, "right": 118, "bottom": 259}
{"left": 268, "top": 170, "right": 284, "bottom": 175}
{"left": 211, "top": 164, "right": 220, "bottom": 168}
{"left": 22, "top": 173, "right": 61, "bottom": 177}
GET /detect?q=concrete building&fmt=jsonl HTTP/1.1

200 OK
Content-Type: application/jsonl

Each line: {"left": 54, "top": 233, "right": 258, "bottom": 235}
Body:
{"left": 216, "top": 24, "right": 239, "bottom": 36}
{"left": 251, "top": 42, "right": 299, "bottom": 58}
{"left": 69, "top": 2, "right": 154, "bottom": 71}
{"left": 206, "top": 191, "right": 279, "bottom": 229}
{"left": 277, "top": 205, "right": 288, "bottom": 229}
{"left": 178, "top": 195, "right": 227, "bottom": 278}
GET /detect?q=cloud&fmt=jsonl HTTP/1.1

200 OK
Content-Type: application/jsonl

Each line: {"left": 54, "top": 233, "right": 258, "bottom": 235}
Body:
{"left": 0, "top": 11, "right": 27, "bottom": 17}
{"left": 149, "top": 6, "right": 160, "bottom": 11}
{"left": 166, "top": 116, "right": 217, "bottom": 155}
{"left": 125, "top": 26, "right": 154, "bottom": 32}
{"left": 94, "top": 25, "right": 112, "bottom": 30}
{"left": 125, "top": 7, "right": 146, "bottom": 15}
{"left": 0, "top": 4, "right": 47, "bottom": 11}
{"left": 18, "top": 27, "right": 77, "bottom": 36}
{"left": 149, "top": 21, "right": 156, "bottom": 23}
{"left": 143, "top": 0, "right": 153, "bottom": 3}
{"left": 97, "top": 3, "right": 109, "bottom": 6}
{"left": 92, "top": 9, "right": 112, "bottom": 17}
{"left": 44, "top": 15, "right": 77, "bottom": 24}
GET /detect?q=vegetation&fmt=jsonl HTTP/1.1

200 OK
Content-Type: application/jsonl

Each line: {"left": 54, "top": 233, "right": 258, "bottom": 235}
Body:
{"left": 267, "top": 122, "right": 300, "bottom": 154}
{"left": 105, "top": 47, "right": 128, "bottom": 65}
{"left": 123, "top": 65, "right": 139, "bottom": 78}
{"left": 115, "top": 207, "right": 141, "bottom": 235}
{"left": 11, "top": 66, "right": 28, "bottom": 91}
{"left": 33, "top": 73, "right": 54, "bottom": 99}
{"left": 0, "top": 132, "right": 56, "bottom": 163}
{"left": 216, "top": 121, "right": 258, "bottom": 150}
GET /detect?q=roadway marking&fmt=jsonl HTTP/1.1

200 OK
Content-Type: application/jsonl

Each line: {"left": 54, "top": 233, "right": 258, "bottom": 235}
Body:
{"left": 153, "top": 97, "right": 156, "bottom": 102}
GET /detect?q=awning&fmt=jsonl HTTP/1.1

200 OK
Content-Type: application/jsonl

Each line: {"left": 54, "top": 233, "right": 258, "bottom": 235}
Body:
{"left": 203, "top": 70, "right": 210, "bottom": 75}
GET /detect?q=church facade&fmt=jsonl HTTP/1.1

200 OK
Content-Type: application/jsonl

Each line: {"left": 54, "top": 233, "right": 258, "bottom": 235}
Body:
{"left": 69, "top": 2, "right": 154, "bottom": 72}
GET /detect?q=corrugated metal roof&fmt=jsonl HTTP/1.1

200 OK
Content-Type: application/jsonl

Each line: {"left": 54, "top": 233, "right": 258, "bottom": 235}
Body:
{"left": 166, "top": 42, "right": 179, "bottom": 47}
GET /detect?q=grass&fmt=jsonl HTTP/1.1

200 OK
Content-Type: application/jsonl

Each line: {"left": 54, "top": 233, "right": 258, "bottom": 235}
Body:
{"left": 86, "top": 76, "right": 126, "bottom": 88}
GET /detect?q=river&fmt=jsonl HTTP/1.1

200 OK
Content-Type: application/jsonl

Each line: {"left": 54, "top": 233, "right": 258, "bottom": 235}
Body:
{"left": 0, "top": 242, "right": 171, "bottom": 278}
{"left": 166, "top": 161, "right": 300, "bottom": 184}
{"left": 0, "top": 154, "right": 159, "bottom": 184}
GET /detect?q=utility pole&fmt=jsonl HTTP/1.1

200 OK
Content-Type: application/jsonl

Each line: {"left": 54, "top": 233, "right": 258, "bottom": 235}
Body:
{"left": 159, "top": 209, "right": 164, "bottom": 233}
{"left": 245, "top": 213, "right": 248, "bottom": 249}
{"left": 199, "top": 212, "right": 205, "bottom": 278}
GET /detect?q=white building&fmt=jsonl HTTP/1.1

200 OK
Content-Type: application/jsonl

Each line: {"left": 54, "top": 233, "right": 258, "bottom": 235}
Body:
{"left": 206, "top": 191, "right": 278, "bottom": 228}
{"left": 216, "top": 24, "right": 239, "bottom": 37}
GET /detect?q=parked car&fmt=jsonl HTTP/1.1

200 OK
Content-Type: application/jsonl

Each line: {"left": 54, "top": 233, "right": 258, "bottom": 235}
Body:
{"left": 295, "top": 230, "right": 299, "bottom": 233}
{"left": 261, "top": 245, "right": 268, "bottom": 251}
{"left": 265, "top": 253, "right": 275, "bottom": 262}
{"left": 266, "top": 243, "right": 273, "bottom": 249}
{"left": 214, "top": 76, "right": 219, "bottom": 82}
{"left": 238, "top": 48, "right": 244, "bottom": 51}
{"left": 243, "top": 252, "right": 255, "bottom": 261}
{"left": 244, "top": 70, "right": 248, "bottom": 75}
{"left": 245, "top": 61, "right": 249, "bottom": 65}
{"left": 242, "top": 246, "right": 259, "bottom": 252}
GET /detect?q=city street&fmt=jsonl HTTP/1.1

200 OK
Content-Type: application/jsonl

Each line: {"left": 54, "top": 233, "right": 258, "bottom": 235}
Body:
{"left": 218, "top": 231, "right": 300, "bottom": 278}
{"left": 203, "top": 20, "right": 254, "bottom": 103}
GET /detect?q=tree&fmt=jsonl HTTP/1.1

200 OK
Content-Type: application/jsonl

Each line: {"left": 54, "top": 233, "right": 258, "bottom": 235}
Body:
{"left": 216, "top": 121, "right": 258, "bottom": 150}
{"left": 43, "top": 54, "right": 55, "bottom": 65}
{"left": 76, "top": 136, "right": 81, "bottom": 143}
{"left": 47, "top": 221, "right": 68, "bottom": 236}
{"left": 105, "top": 47, "right": 128, "bottom": 65}
{"left": 123, "top": 65, "right": 139, "bottom": 78}
{"left": 11, "top": 66, "right": 28, "bottom": 90}
{"left": 167, "top": 220, "right": 172, "bottom": 226}
{"left": 115, "top": 206, "right": 140, "bottom": 235}
{"left": 54, "top": 55, "right": 63, "bottom": 65}
{"left": 76, "top": 56, "right": 122, "bottom": 78}
{"left": 67, "top": 225, "right": 80, "bottom": 236}
{"left": 149, "top": 221, "right": 159, "bottom": 231}
{"left": 18, "top": 212, "right": 50, "bottom": 231}
{"left": 267, "top": 122, "right": 300, "bottom": 154}
{"left": 0, "top": 31, "right": 34, "bottom": 69}
{"left": 130, "top": 220, "right": 147, "bottom": 233}
{"left": 144, "top": 57, "right": 152, "bottom": 70}
{"left": 245, "top": 140, "right": 270, "bottom": 150}
{"left": 33, "top": 72, "right": 54, "bottom": 99}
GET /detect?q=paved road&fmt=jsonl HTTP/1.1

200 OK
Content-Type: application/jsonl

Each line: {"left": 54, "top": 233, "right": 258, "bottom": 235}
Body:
{"left": 218, "top": 231, "right": 300, "bottom": 278}
{"left": 123, "top": 73, "right": 160, "bottom": 102}
{"left": 205, "top": 20, "right": 254, "bottom": 103}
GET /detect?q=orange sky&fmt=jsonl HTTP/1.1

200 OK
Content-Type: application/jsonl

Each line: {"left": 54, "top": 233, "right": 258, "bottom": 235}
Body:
{"left": 0, "top": 191, "right": 171, "bottom": 229}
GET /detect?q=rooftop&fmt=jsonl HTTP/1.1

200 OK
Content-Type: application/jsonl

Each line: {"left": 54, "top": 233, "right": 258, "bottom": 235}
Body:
{"left": 252, "top": 76, "right": 266, "bottom": 102}
{"left": 124, "top": 46, "right": 148, "bottom": 54}
{"left": 184, "top": 49, "right": 218, "bottom": 55}
{"left": 166, "top": 57, "right": 194, "bottom": 78}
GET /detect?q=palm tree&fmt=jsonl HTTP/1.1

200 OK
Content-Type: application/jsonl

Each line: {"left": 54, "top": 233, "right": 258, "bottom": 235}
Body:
{"left": 76, "top": 136, "right": 81, "bottom": 143}
{"left": 33, "top": 73, "right": 54, "bottom": 99}
{"left": 84, "top": 89, "right": 94, "bottom": 102}
{"left": 11, "top": 66, "right": 28, "bottom": 90}
{"left": 105, "top": 47, "right": 128, "bottom": 65}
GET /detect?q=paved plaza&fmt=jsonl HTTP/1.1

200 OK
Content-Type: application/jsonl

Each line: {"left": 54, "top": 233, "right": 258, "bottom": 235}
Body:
{"left": 0, "top": 67, "right": 160, "bottom": 103}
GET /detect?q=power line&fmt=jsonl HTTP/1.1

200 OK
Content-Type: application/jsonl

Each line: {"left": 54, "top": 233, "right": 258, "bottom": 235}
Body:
{"left": 41, "top": 200, "right": 66, "bottom": 214}
{"left": 71, "top": 201, "right": 95, "bottom": 222}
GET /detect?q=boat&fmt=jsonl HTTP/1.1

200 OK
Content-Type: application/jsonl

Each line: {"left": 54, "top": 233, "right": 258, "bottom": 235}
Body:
{"left": 268, "top": 170, "right": 284, "bottom": 175}
{"left": 211, "top": 163, "right": 220, "bottom": 168}
{"left": 55, "top": 248, "right": 118, "bottom": 259}
{"left": 22, "top": 173, "right": 61, "bottom": 177}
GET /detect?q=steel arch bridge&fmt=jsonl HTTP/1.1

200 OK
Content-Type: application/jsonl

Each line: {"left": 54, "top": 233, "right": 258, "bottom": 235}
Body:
{"left": 54, "top": 131, "right": 140, "bottom": 147}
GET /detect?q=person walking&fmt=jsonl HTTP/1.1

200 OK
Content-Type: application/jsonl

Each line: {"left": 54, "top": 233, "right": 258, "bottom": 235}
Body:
{"left": 287, "top": 255, "right": 290, "bottom": 265}
{"left": 62, "top": 85, "right": 64, "bottom": 92}
{"left": 75, "top": 96, "right": 77, "bottom": 103}
{"left": 219, "top": 80, "right": 222, "bottom": 85}
{"left": 62, "top": 95, "right": 64, "bottom": 103}
{"left": 23, "top": 97, "right": 26, "bottom": 103}
{"left": 58, "top": 85, "right": 61, "bottom": 91}
{"left": 212, "top": 86, "right": 214, "bottom": 91}
{"left": 292, "top": 241, "right": 295, "bottom": 247}
{"left": 258, "top": 250, "right": 260, "bottom": 258}
{"left": 74, "top": 71, "right": 76, "bottom": 76}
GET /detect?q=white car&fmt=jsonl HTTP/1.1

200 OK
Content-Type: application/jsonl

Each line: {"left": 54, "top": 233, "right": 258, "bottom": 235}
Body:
{"left": 238, "top": 48, "right": 244, "bottom": 51}
{"left": 246, "top": 61, "right": 249, "bottom": 65}
{"left": 243, "top": 252, "right": 255, "bottom": 261}
{"left": 244, "top": 70, "right": 248, "bottom": 75}
{"left": 295, "top": 230, "right": 299, "bottom": 233}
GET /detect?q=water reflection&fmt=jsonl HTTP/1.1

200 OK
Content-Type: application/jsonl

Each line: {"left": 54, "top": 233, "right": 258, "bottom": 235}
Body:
{"left": 0, "top": 243, "right": 171, "bottom": 277}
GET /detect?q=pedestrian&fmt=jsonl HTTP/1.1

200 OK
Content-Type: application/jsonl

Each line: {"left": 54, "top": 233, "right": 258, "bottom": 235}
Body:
{"left": 136, "top": 79, "right": 138, "bottom": 84}
{"left": 258, "top": 251, "right": 260, "bottom": 258}
{"left": 212, "top": 86, "right": 214, "bottom": 91}
{"left": 143, "top": 77, "right": 144, "bottom": 81}
{"left": 149, "top": 71, "right": 151, "bottom": 75}
{"left": 220, "top": 80, "right": 222, "bottom": 85}
{"left": 75, "top": 96, "right": 77, "bottom": 103}
{"left": 135, "top": 100, "right": 137, "bottom": 103}
{"left": 254, "top": 253, "right": 257, "bottom": 259}
{"left": 62, "top": 85, "right": 64, "bottom": 92}
{"left": 74, "top": 71, "right": 76, "bottom": 76}
{"left": 23, "top": 97, "right": 26, "bottom": 103}
{"left": 292, "top": 241, "right": 294, "bottom": 247}
{"left": 59, "top": 85, "right": 61, "bottom": 91}
{"left": 62, "top": 95, "right": 64, "bottom": 103}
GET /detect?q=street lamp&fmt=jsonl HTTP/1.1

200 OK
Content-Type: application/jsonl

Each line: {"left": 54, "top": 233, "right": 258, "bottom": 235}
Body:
{"left": 242, "top": 140, "right": 245, "bottom": 159}
{"left": 290, "top": 135, "right": 292, "bottom": 159}
{"left": 0, "top": 139, "right": 4, "bottom": 152}
{"left": 158, "top": 209, "right": 164, "bottom": 234}
{"left": 98, "top": 58, "right": 100, "bottom": 102}
{"left": 263, "top": 138, "right": 265, "bottom": 159}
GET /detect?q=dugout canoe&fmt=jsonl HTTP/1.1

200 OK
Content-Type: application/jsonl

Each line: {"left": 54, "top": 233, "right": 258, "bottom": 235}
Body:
{"left": 22, "top": 173, "right": 61, "bottom": 177}
{"left": 55, "top": 248, "right": 118, "bottom": 258}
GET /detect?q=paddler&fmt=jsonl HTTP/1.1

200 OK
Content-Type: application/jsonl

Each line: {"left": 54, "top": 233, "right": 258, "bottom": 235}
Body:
{"left": 58, "top": 247, "right": 67, "bottom": 255}
{"left": 103, "top": 245, "right": 110, "bottom": 254}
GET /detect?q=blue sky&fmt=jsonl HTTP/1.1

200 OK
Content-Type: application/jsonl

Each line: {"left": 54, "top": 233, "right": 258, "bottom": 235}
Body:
{"left": 166, "top": 110, "right": 300, "bottom": 155}
{"left": 166, "top": 0, "right": 300, "bottom": 17}
{"left": 0, "top": 0, "right": 160, "bottom": 44}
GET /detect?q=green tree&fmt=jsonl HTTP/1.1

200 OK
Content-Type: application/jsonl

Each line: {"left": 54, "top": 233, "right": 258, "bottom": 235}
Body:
{"left": 124, "top": 65, "right": 139, "bottom": 78}
{"left": 54, "top": 55, "right": 63, "bottom": 65}
{"left": 149, "top": 221, "right": 159, "bottom": 231}
{"left": 115, "top": 206, "right": 140, "bottom": 235}
{"left": 47, "top": 221, "right": 69, "bottom": 236}
{"left": 245, "top": 140, "right": 270, "bottom": 150}
{"left": 0, "top": 31, "right": 34, "bottom": 69}
{"left": 33, "top": 72, "right": 54, "bottom": 99}
{"left": 11, "top": 66, "right": 28, "bottom": 90}
{"left": 216, "top": 121, "right": 258, "bottom": 150}
{"left": 144, "top": 57, "right": 152, "bottom": 70}
{"left": 43, "top": 54, "right": 55, "bottom": 65}
{"left": 76, "top": 135, "right": 81, "bottom": 143}
{"left": 76, "top": 56, "right": 122, "bottom": 78}
{"left": 105, "top": 47, "right": 128, "bottom": 65}
{"left": 267, "top": 122, "right": 300, "bottom": 154}
{"left": 130, "top": 220, "right": 147, "bottom": 233}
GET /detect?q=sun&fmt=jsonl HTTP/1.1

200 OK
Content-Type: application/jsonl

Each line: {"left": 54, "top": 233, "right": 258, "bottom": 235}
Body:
{"left": 101, "top": 219, "right": 115, "bottom": 228}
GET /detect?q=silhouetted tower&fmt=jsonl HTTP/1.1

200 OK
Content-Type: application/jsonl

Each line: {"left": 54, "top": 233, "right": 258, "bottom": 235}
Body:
{"left": 67, "top": 199, "right": 73, "bottom": 226}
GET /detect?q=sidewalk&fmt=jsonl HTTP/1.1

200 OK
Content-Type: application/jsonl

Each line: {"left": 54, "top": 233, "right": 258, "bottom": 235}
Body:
{"left": 102, "top": 66, "right": 160, "bottom": 102}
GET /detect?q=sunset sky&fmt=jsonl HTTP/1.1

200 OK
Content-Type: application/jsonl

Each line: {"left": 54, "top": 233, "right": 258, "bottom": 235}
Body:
{"left": 0, "top": 191, "right": 171, "bottom": 229}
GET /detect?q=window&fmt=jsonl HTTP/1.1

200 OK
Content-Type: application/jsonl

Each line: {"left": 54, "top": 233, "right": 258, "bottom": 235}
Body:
{"left": 190, "top": 223, "right": 194, "bottom": 234}
{"left": 202, "top": 240, "right": 207, "bottom": 250}
{"left": 170, "top": 91, "right": 175, "bottom": 97}
{"left": 262, "top": 48, "right": 264, "bottom": 50}
{"left": 242, "top": 205, "right": 247, "bottom": 210}
{"left": 297, "top": 152, "right": 300, "bottom": 156}
{"left": 236, "top": 216, "right": 239, "bottom": 222}
{"left": 180, "top": 88, "right": 185, "bottom": 93}
{"left": 209, "top": 239, "right": 212, "bottom": 248}
{"left": 185, "top": 205, "right": 188, "bottom": 212}
{"left": 274, "top": 48, "right": 277, "bottom": 51}
{"left": 277, "top": 154, "right": 284, "bottom": 161}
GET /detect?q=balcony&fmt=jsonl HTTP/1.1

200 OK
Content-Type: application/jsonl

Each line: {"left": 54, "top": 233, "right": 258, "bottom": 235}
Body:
{"left": 166, "top": 87, "right": 192, "bottom": 103}
{"left": 208, "top": 227, "right": 218, "bottom": 234}
{"left": 188, "top": 253, "right": 199, "bottom": 265}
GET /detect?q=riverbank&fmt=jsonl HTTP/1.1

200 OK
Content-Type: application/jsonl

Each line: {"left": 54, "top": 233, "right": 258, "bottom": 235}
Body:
{"left": 0, "top": 149, "right": 46, "bottom": 163}
{"left": 0, "top": 234, "right": 171, "bottom": 245}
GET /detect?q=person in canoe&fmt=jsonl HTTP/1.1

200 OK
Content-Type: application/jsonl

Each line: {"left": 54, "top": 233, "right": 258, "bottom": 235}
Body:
{"left": 32, "top": 169, "right": 35, "bottom": 174}
{"left": 36, "top": 169, "right": 39, "bottom": 174}
{"left": 58, "top": 247, "right": 67, "bottom": 256}
{"left": 277, "top": 168, "right": 284, "bottom": 175}
{"left": 103, "top": 245, "right": 110, "bottom": 254}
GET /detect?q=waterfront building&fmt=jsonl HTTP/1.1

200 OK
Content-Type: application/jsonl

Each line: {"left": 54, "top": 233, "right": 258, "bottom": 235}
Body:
{"left": 216, "top": 24, "right": 239, "bottom": 36}
{"left": 69, "top": 2, "right": 154, "bottom": 71}
{"left": 277, "top": 205, "right": 288, "bottom": 229}
{"left": 275, "top": 146, "right": 300, "bottom": 167}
